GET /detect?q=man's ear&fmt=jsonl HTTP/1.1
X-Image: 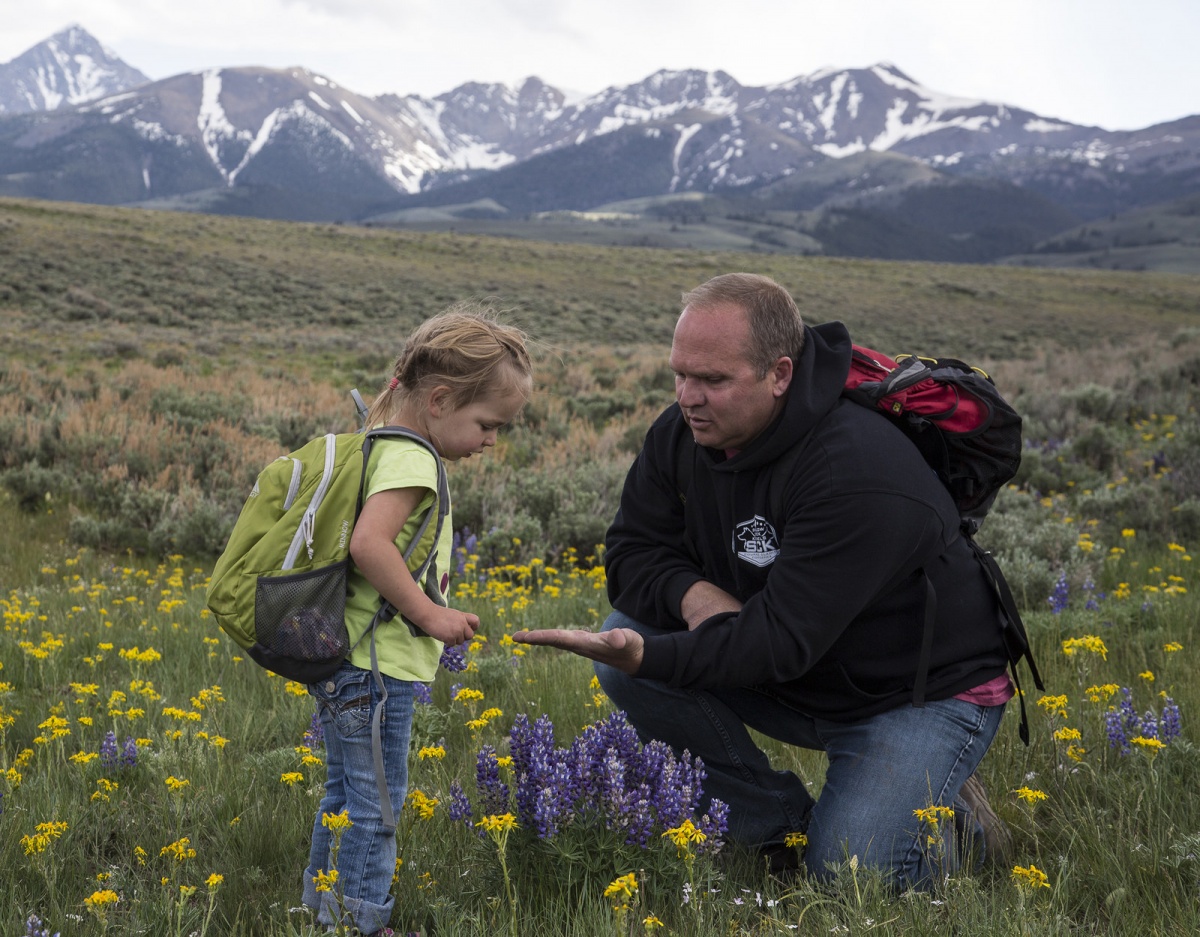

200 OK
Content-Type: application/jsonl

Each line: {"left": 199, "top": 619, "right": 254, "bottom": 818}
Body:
{"left": 770, "top": 357, "right": 793, "bottom": 397}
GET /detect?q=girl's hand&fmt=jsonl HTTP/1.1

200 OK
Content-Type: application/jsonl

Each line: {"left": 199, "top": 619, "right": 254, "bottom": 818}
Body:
{"left": 412, "top": 606, "right": 480, "bottom": 645}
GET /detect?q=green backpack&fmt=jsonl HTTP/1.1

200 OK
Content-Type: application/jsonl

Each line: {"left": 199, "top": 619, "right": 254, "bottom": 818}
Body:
{"left": 206, "top": 424, "right": 448, "bottom": 685}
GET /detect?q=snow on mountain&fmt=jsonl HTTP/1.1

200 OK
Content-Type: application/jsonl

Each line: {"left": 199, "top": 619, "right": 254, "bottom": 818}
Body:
{"left": 2, "top": 29, "right": 1195, "bottom": 231}
{"left": 0, "top": 25, "right": 150, "bottom": 114}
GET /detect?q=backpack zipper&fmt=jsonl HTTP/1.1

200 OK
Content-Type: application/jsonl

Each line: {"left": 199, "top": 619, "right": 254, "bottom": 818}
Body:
{"left": 282, "top": 434, "right": 338, "bottom": 569}
{"left": 282, "top": 458, "right": 303, "bottom": 510}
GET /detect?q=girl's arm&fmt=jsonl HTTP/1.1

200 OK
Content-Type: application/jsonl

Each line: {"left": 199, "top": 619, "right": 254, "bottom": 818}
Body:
{"left": 349, "top": 486, "right": 479, "bottom": 646}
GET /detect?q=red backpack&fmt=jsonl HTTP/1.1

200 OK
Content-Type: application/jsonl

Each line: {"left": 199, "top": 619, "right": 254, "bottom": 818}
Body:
{"left": 842, "top": 345, "right": 1023, "bottom": 536}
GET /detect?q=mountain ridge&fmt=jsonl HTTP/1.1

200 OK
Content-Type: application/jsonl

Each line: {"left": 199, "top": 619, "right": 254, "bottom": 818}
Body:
{"left": 0, "top": 25, "right": 150, "bottom": 114}
{"left": 1, "top": 27, "right": 1197, "bottom": 269}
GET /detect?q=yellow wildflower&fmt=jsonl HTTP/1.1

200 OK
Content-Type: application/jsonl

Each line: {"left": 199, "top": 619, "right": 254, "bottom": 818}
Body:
{"left": 1012, "top": 786, "right": 1048, "bottom": 806}
{"left": 1012, "top": 864, "right": 1050, "bottom": 890}
{"left": 322, "top": 811, "right": 353, "bottom": 832}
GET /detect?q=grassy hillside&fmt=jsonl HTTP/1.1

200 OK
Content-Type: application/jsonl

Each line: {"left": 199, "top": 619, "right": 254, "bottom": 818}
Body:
{"left": 3, "top": 199, "right": 1200, "bottom": 935}
{"left": 3, "top": 196, "right": 1199, "bottom": 367}
{"left": 2, "top": 195, "right": 1198, "bottom": 565}
{"left": 1002, "top": 191, "right": 1200, "bottom": 275}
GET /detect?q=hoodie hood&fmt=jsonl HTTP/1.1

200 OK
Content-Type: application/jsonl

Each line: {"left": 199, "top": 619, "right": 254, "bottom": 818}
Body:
{"left": 713, "top": 320, "right": 853, "bottom": 472}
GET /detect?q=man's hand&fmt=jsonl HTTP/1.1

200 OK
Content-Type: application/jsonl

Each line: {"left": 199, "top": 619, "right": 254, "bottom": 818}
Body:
{"left": 512, "top": 627, "right": 644, "bottom": 675}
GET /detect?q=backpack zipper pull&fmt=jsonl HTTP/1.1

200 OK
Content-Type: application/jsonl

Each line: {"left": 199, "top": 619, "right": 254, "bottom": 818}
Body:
{"left": 302, "top": 511, "right": 315, "bottom": 560}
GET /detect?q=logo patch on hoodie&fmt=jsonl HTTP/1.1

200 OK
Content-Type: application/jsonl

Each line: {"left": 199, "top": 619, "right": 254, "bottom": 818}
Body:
{"left": 733, "top": 515, "right": 780, "bottom": 568}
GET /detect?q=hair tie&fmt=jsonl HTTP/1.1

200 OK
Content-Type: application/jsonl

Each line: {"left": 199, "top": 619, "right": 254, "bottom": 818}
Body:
{"left": 388, "top": 377, "right": 400, "bottom": 390}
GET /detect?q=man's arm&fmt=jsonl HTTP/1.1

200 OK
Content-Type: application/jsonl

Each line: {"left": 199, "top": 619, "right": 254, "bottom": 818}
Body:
{"left": 680, "top": 580, "right": 742, "bottom": 629}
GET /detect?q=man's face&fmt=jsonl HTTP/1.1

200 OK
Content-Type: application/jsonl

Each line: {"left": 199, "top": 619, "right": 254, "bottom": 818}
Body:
{"left": 669, "top": 302, "right": 792, "bottom": 451}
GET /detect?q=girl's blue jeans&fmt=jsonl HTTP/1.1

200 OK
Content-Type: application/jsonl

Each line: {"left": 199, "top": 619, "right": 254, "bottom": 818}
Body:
{"left": 596, "top": 610, "right": 1006, "bottom": 889}
{"left": 302, "top": 662, "right": 414, "bottom": 932}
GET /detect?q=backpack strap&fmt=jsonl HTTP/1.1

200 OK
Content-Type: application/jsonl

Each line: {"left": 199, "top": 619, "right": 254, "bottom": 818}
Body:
{"left": 359, "top": 425, "right": 450, "bottom": 621}
{"left": 355, "top": 424, "right": 450, "bottom": 832}
{"left": 911, "top": 573, "right": 936, "bottom": 708}
{"left": 966, "top": 536, "right": 1045, "bottom": 745}
{"left": 351, "top": 388, "right": 371, "bottom": 430}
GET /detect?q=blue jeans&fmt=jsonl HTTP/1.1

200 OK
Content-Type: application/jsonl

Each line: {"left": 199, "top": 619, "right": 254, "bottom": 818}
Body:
{"left": 302, "top": 662, "right": 414, "bottom": 932}
{"left": 595, "top": 611, "right": 1005, "bottom": 889}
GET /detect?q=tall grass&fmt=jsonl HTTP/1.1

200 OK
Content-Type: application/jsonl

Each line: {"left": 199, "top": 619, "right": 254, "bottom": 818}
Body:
{"left": 3, "top": 200, "right": 1200, "bottom": 933}
{"left": 2, "top": 495, "right": 1198, "bottom": 935}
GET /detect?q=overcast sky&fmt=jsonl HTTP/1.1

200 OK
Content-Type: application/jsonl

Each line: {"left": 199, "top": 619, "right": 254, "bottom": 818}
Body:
{"left": 1, "top": 0, "right": 1195, "bottom": 131}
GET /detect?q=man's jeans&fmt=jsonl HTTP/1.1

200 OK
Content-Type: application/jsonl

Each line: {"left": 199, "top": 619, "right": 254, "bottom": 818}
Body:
{"left": 302, "top": 662, "right": 414, "bottom": 932}
{"left": 595, "top": 611, "right": 1005, "bottom": 889}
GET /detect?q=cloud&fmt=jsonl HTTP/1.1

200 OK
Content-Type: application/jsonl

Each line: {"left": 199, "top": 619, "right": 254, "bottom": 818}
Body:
{"left": 1, "top": 0, "right": 1196, "bottom": 129}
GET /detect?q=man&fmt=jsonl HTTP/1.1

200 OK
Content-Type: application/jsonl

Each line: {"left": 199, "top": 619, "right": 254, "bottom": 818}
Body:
{"left": 515, "top": 273, "right": 1014, "bottom": 888}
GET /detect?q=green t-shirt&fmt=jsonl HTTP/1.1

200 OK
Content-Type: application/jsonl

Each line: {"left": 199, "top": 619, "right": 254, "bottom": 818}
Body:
{"left": 344, "top": 437, "right": 452, "bottom": 682}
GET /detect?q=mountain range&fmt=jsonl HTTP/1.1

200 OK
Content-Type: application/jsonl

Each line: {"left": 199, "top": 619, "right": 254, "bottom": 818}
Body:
{"left": 1, "top": 26, "right": 1197, "bottom": 269}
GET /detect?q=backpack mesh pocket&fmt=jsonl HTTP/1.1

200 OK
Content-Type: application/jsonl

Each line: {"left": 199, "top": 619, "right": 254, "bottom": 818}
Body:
{"left": 254, "top": 563, "right": 350, "bottom": 664}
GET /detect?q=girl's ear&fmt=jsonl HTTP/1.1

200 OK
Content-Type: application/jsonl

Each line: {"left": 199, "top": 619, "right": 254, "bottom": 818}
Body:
{"left": 427, "top": 385, "right": 453, "bottom": 417}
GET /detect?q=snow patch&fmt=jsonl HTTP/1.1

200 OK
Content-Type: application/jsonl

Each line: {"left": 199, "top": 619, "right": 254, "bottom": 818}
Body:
{"left": 308, "top": 92, "right": 332, "bottom": 110}
{"left": 198, "top": 69, "right": 251, "bottom": 183}
{"left": 229, "top": 108, "right": 281, "bottom": 185}
{"left": 341, "top": 100, "right": 365, "bottom": 124}
{"left": 815, "top": 140, "right": 867, "bottom": 158}
{"left": 1024, "top": 118, "right": 1072, "bottom": 133}
{"left": 670, "top": 122, "right": 702, "bottom": 191}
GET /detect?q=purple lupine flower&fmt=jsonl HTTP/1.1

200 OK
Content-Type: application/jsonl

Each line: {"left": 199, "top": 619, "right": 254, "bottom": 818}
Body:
{"left": 100, "top": 731, "right": 119, "bottom": 770}
{"left": 695, "top": 798, "right": 730, "bottom": 856}
{"left": 622, "top": 783, "right": 657, "bottom": 846}
{"left": 533, "top": 763, "right": 575, "bottom": 840}
{"left": 565, "top": 733, "right": 600, "bottom": 811}
{"left": 678, "top": 749, "right": 707, "bottom": 814}
{"left": 439, "top": 642, "right": 469, "bottom": 673}
{"left": 599, "top": 748, "right": 629, "bottom": 830}
{"left": 1160, "top": 698, "right": 1182, "bottom": 742}
{"left": 1105, "top": 707, "right": 1130, "bottom": 755}
{"left": 1047, "top": 573, "right": 1069, "bottom": 614}
{"left": 510, "top": 714, "right": 560, "bottom": 830}
{"left": 653, "top": 756, "right": 690, "bottom": 831}
{"left": 1083, "top": 578, "right": 1099, "bottom": 611}
{"left": 1141, "top": 710, "right": 1160, "bottom": 740}
{"left": 447, "top": 779, "right": 474, "bottom": 826}
{"left": 120, "top": 735, "right": 138, "bottom": 769}
{"left": 413, "top": 682, "right": 433, "bottom": 705}
{"left": 638, "top": 738, "right": 668, "bottom": 790}
{"left": 1118, "top": 689, "right": 1140, "bottom": 736}
{"left": 303, "top": 711, "right": 325, "bottom": 748}
{"left": 24, "top": 914, "right": 60, "bottom": 937}
{"left": 1107, "top": 688, "right": 1139, "bottom": 755}
{"left": 475, "top": 745, "right": 510, "bottom": 817}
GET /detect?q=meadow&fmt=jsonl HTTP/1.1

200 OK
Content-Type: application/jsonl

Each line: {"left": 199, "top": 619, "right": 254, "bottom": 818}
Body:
{"left": 2, "top": 197, "right": 1200, "bottom": 935}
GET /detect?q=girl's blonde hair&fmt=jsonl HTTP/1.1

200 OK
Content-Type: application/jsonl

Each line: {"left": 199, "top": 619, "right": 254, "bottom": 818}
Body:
{"left": 365, "top": 303, "right": 532, "bottom": 426}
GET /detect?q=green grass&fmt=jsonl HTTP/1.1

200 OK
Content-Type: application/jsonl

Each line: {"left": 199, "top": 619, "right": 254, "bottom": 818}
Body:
{"left": 4, "top": 196, "right": 1200, "bottom": 367}
{"left": 2, "top": 199, "right": 1200, "bottom": 934}
{"left": 2, "top": 519, "right": 1198, "bottom": 935}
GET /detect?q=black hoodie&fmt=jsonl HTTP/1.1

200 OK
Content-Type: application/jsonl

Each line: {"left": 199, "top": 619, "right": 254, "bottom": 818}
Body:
{"left": 605, "top": 321, "right": 1009, "bottom": 722}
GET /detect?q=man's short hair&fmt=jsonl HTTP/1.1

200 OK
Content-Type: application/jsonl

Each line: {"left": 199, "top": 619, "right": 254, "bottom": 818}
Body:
{"left": 681, "top": 273, "right": 805, "bottom": 377}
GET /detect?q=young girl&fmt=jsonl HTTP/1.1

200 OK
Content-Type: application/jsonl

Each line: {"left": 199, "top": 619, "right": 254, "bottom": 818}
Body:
{"left": 301, "top": 305, "right": 532, "bottom": 935}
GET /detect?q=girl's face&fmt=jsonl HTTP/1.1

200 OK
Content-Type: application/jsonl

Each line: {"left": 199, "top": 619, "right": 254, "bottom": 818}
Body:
{"left": 425, "top": 377, "right": 530, "bottom": 461}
